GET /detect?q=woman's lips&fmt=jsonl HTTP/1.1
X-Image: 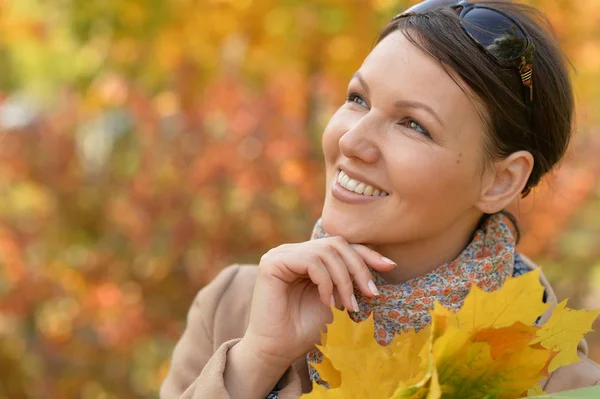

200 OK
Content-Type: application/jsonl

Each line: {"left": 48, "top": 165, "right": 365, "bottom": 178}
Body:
{"left": 331, "top": 174, "right": 389, "bottom": 204}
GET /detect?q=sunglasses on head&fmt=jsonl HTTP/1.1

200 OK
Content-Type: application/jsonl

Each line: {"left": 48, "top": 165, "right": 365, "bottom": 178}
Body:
{"left": 393, "top": 0, "right": 535, "bottom": 117}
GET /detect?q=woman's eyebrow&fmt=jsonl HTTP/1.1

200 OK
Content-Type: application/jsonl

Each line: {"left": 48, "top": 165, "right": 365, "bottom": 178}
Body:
{"left": 394, "top": 100, "right": 445, "bottom": 128}
{"left": 351, "top": 72, "right": 370, "bottom": 96}
{"left": 351, "top": 72, "right": 444, "bottom": 128}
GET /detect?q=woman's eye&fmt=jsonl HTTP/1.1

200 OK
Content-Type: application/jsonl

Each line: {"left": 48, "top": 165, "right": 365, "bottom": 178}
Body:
{"left": 400, "top": 119, "right": 431, "bottom": 138}
{"left": 346, "top": 93, "right": 368, "bottom": 108}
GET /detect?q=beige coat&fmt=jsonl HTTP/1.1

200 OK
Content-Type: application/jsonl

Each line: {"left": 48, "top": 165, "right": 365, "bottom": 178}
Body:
{"left": 160, "top": 258, "right": 600, "bottom": 399}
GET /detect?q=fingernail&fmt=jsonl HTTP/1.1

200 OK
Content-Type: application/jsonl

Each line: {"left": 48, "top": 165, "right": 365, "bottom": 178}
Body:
{"left": 382, "top": 256, "right": 397, "bottom": 266}
{"left": 351, "top": 295, "right": 359, "bottom": 313}
{"left": 330, "top": 295, "right": 336, "bottom": 307}
{"left": 368, "top": 280, "right": 379, "bottom": 296}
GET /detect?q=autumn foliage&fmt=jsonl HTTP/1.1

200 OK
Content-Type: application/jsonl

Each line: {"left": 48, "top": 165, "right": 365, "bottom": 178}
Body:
{"left": 304, "top": 270, "right": 600, "bottom": 398}
{"left": 0, "top": 0, "right": 599, "bottom": 398}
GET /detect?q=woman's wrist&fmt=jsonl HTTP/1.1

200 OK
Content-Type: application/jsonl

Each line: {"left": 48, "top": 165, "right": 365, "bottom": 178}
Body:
{"left": 224, "top": 337, "right": 292, "bottom": 399}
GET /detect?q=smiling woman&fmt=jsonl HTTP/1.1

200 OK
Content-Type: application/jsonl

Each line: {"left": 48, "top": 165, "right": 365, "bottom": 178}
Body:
{"left": 320, "top": 31, "right": 523, "bottom": 283}
{"left": 160, "top": 1, "right": 600, "bottom": 398}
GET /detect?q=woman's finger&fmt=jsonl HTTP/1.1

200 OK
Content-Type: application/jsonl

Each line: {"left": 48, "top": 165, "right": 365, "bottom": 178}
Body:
{"left": 351, "top": 244, "right": 397, "bottom": 271}
{"left": 319, "top": 248, "right": 359, "bottom": 312}
{"left": 261, "top": 248, "right": 334, "bottom": 307}
{"left": 334, "top": 242, "right": 379, "bottom": 298}
{"left": 304, "top": 256, "right": 335, "bottom": 308}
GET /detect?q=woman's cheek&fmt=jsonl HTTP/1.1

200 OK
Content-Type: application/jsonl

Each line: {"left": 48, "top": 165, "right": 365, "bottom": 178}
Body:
{"left": 392, "top": 156, "right": 455, "bottom": 201}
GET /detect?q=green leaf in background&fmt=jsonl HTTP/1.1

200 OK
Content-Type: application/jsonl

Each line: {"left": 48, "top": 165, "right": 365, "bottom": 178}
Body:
{"left": 529, "top": 386, "right": 600, "bottom": 398}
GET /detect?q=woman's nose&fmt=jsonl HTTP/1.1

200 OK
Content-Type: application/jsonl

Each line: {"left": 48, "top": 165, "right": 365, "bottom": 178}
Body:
{"left": 338, "top": 116, "right": 381, "bottom": 164}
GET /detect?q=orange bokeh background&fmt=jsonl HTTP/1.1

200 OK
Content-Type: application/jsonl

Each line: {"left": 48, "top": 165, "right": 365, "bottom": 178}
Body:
{"left": 0, "top": 0, "right": 599, "bottom": 397}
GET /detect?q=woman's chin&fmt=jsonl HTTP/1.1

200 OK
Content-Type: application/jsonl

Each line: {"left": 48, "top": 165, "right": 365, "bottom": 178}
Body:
{"left": 321, "top": 209, "right": 373, "bottom": 243}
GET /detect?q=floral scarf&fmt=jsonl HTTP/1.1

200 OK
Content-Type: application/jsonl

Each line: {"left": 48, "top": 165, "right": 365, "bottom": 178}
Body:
{"left": 306, "top": 213, "right": 517, "bottom": 388}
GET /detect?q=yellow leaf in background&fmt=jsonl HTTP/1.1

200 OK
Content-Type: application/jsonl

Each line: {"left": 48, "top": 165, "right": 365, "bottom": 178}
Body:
{"left": 452, "top": 269, "right": 551, "bottom": 332}
{"left": 529, "top": 300, "right": 600, "bottom": 372}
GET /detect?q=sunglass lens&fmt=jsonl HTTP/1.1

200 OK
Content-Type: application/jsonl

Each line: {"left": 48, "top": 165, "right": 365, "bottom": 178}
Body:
{"left": 461, "top": 7, "right": 528, "bottom": 62}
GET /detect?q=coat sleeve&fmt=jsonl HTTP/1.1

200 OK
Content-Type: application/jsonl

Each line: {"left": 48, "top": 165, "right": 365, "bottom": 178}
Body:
{"left": 159, "top": 265, "right": 304, "bottom": 399}
{"left": 543, "top": 353, "right": 600, "bottom": 392}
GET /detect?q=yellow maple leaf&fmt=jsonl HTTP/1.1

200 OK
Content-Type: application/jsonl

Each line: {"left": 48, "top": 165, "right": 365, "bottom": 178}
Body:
{"left": 391, "top": 315, "right": 441, "bottom": 399}
{"left": 312, "top": 354, "right": 341, "bottom": 389}
{"left": 529, "top": 300, "right": 600, "bottom": 372}
{"left": 387, "top": 323, "right": 432, "bottom": 387}
{"left": 473, "top": 322, "right": 538, "bottom": 360}
{"left": 432, "top": 320, "right": 552, "bottom": 398}
{"left": 450, "top": 268, "right": 550, "bottom": 332}
{"left": 302, "top": 271, "right": 600, "bottom": 399}
{"left": 303, "top": 307, "right": 429, "bottom": 399}
{"left": 428, "top": 272, "right": 556, "bottom": 398}
{"left": 391, "top": 368, "right": 441, "bottom": 399}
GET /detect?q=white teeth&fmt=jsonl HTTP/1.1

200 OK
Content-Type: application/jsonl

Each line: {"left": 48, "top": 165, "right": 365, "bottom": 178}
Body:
{"left": 336, "top": 170, "right": 389, "bottom": 197}
{"left": 346, "top": 179, "right": 359, "bottom": 191}
{"left": 354, "top": 182, "right": 366, "bottom": 194}
{"left": 340, "top": 173, "right": 350, "bottom": 185}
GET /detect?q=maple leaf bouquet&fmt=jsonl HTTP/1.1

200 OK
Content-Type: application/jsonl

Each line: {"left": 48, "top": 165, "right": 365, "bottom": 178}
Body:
{"left": 301, "top": 270, "right": 600, "bottom": 399}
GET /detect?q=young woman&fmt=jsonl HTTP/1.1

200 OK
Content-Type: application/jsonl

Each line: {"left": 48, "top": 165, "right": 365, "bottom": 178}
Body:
{"left": 161, "top": 1, "right": 600, "bottom": 398}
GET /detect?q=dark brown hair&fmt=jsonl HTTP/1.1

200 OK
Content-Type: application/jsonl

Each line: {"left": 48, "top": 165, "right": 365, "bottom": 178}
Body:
{"left": 377, "top": 0, "right": 574, "bottom": 198}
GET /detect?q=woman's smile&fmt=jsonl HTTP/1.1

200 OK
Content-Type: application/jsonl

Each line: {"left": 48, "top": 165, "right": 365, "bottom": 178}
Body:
{"left": 331, "top": 169, "right": 390, "bottom": 204}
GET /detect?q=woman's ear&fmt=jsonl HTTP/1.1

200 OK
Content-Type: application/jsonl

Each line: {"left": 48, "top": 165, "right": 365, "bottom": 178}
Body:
{"left": 475, "top": 151, "right": 534, "bottom": 214}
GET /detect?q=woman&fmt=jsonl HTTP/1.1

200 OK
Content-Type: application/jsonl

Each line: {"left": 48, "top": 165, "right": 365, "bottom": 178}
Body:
{"left": 161, "top": 1, "right": 600, "bottom": 398}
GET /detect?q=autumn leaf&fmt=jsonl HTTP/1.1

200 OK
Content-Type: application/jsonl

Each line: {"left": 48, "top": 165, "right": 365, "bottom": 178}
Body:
{"left": 450, "top": 269, "right": 550, "bottom": 332}
{"left": 304, "top": 307, "right": 429, "bottom": 399}
{"left": 430, "top": 300, "right": 552, "bottom": 397}
{"left": 529, "top": 301, "right": 600, "bottom": 372}
{"left": 312, "top": 353, "right": 341, "bottom": 390}
{"left": 434, "top": 326, "right": 552, "bottom": 398}
{"left": 473, "top": 322, "right": 539, "bottom": 360}
{"left": 317, "top": 309, "right": 402, "bottom": 396}
{"left": 391, "top": 368, "right": 441, "bottom": 399}
{"left": 390, "top": 317, "right": 440, "bottom": 399}
{"left": 302, "top": 271, "right": 600, "bottom": 399}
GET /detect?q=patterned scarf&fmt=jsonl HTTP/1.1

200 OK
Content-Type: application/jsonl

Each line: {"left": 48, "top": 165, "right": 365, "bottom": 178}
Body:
{"left": 306, "top": 213, "right": 517, "bottom": 388}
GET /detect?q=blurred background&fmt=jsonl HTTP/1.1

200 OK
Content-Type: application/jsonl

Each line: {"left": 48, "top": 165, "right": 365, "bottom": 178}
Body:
{"left": 0, "top": 0, "right": 599, "bottom": 397}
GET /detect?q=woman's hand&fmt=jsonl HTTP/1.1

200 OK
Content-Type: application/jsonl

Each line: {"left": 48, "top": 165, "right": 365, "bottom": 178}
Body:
{"left": 239, "top": 236, "right": 397, "bottom": 369}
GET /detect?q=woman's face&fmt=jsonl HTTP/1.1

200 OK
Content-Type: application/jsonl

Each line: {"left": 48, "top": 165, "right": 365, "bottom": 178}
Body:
{"left": 321, "top": 31, "right": 492, "bottom": 246}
